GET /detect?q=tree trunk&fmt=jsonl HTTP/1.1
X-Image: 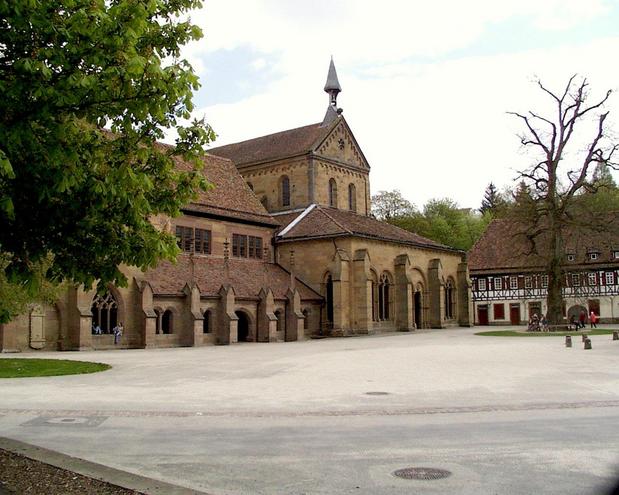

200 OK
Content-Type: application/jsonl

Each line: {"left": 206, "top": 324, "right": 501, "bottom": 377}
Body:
{"left": 546, "top": 219, "right": 565, "bottom": 324}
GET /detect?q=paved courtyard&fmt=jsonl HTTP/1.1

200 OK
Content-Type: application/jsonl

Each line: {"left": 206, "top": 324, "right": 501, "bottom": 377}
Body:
{"left": 1, "top": 326, "right": 619, "bottom": 494}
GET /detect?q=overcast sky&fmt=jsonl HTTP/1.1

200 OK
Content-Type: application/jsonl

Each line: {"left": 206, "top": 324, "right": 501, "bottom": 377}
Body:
{"left": 179, "top": 0, "right": 619, "bottom": 210}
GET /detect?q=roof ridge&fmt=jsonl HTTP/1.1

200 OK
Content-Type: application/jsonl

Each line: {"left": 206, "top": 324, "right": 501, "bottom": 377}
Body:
{"left": 278, "top": 204, "right": 316, "bottom": 237}
{"left": 209, "top": 122, "right": 322, "bottom": 152}
{"left": 318, "top": 206, "right": 354, "bottom": 235}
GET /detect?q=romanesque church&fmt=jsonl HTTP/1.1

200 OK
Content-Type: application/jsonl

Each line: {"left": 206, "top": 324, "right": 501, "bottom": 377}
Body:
{"left": 0, "top": 61, "right": 473, "bottom": 352}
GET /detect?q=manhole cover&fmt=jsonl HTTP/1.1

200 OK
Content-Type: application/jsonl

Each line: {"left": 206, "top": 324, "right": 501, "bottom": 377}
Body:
{"left": 393, "top": 467, "right": 452, "bottom": 480}
{"left": 365, "top": 391, "right": 389, "bottom": 396}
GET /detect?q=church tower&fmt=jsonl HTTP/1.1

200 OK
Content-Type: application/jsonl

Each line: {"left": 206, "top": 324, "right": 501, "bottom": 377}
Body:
{"left": 209, "top": 59, "right": 372, "bottom": 215}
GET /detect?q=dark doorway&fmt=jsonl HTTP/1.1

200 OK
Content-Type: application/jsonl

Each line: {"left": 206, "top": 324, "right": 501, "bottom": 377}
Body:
{"left": 326, "top": 275, "right": 334, "bottom": 324}
{"left": 528, "top": 302, "right": 542, "bottom": 320}
{"left": 510, "top": 304, "right": 520, "bottom": 325}
{"left": 587, "top": 299, "right": 600, "bottom": 316}
{"left": 477, "top": 305, "right": 489, "bottom": 325}
{"left": 235, "top": 311, "right": 250, "bottom": 342}
{"left": 414, "top": 291, "right": 423, "bottom": 329}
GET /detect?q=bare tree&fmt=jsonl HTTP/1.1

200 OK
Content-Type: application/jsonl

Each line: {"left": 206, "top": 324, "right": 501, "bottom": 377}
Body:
{"left": 509, "top": 75, "right": 618, "bottom": 324}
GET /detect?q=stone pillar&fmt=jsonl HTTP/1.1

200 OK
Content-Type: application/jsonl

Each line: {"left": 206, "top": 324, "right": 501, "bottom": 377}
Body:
{"left": 331, "top": 249, "right": 350, "bottom": 336}
{"left": 29, "top": 304, "right": 46, "bottom": 349}
{"left": 67, "top": 286, "right": 93, "bottom": 350}
{"left": 217, "top": 285, "right": 238, "bottom": 345}
{"left": 457, "top": 260, "right": 473, "bottom": 327}
{"left": 394, "top": 254, "right": 414, "bottom": 332}
{"left": 183, "top": 283, "right": 204, "bottom": 346}
{"left": 428, "top": 259, "right": 444, "bottom": 328}
{"left": 352, "top": 249, "right": 373, "bottom": 334}
{"left": 257, "top": 288, "right": 278, "bottom": 342}
{"left": 0, "top": 322, "right": 19, "bottom": 353}
{"left": 285, "top": 288, "right": 305, "bottom": 341}
{"left": 137, "top": 280, "right": 157, "bottom": 348}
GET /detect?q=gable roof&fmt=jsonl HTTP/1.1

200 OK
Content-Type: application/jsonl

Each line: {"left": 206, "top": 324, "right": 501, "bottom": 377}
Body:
{"left": 275, "top": 205, "right": 459, "bottom": 253}
{"left": 468, "top": 218, "right": 619, "bottom": 273}
{"left": 143, "top": 255, "right": 322, "bottom": 300}
{"left": 175, "top": 152, "right": 278, "bottom": 226}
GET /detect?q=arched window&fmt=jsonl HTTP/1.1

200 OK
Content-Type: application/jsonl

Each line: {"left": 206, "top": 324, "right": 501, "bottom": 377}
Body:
{"left": 280, "top": 175, "right": 290, "bottom": 207}
{"left": 445, "top": 279, "right": 456, "bottom": 320}
{"left": 162, "top": 309, "right": 173, "bottom": 334}
{"left": 91, "top": 292, "right": 118, "bottom": 334}
{"left": 302, "top": 309, "right": 309, "bottom": 330}
{"left": 378, "top": 273, "right": 391, "bottom": 321}
{"left": 325, "top": 274, "right": 334, "bottom": 324}
{"left": 274, "top": 309, "right": 285, "bottom": 336}
{"left": 154, "top": 309, "right": 162, "bottom": 334}
{"left": 328, "top": 178, "right": 338, "bottom": 207}
{"left": 203, "top": 310, "right": 211, "bottom": 334}
{"left": 348, "top": 183, "right": 356, "bottom": 212}
{"left": 370, "top": 270, "right": 378, "bottom": 322}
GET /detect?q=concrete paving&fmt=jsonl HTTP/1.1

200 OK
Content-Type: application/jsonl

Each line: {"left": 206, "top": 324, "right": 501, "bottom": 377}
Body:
{"left": 1, "top": 326, "right": 619, "bottom": 494}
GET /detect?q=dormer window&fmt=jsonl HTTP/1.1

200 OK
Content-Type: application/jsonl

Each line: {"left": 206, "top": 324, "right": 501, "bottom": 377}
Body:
{"left": 613, "top": 251, "right": 619, "bottom": 260}
{"left": 566, "top": 254, "right": 575, "bottom": 262}
{"left": 589, "top": 252, "right": 599, "bottom": 261}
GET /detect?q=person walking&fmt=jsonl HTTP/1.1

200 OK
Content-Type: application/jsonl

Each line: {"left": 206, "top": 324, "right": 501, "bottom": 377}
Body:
{"left": 579, "top": 310, "right": 586, "bottom": 329}
{"left": 113, "top": 323, "right": 122, "bottom": 345}
{"left": 590, "top": 311, "right": 598, "bottom": 329}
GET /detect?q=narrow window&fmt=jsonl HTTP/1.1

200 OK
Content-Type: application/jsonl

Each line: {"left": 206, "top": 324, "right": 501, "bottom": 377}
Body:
{"left": 605, "top": 272, "right": 614, "bottom": 285}
{"left": 280, "top": 176, "right": 290, "bottom": 207}
{"left": 524, "top": 276, "right": 532, "bottom": 289}
{"left": 175, "top": 226, "right": 193, "bottom": 252}
{"left": 348, "top": 183, "right": 356, "bottom": 211}
{"left": 162, "top": 310, "right": 173, "bottom": 334}
{"left": 493, "top": 277, "right": 502, "bottom": 290}
{"left": 328, "top": 178, "right": 338, "bottom": 207}
{"left": 478, "top": 279, "right": 487, "bottom": 291}
{"left": 588, "top": 273, "right": 596, "bottom": 286}
{"left": 571, "top": 273, "right": 580, "bottom": 286}
{"left": 541, "top": 275, "right": 549, "bottom": 288}
{"left": 203, "top": 310, "right": 211, "bottom": 334}
{"left": 509, "top": 276, "right": 518, "bottom": 289}
{"left": 194, "top": 228, "right": 211, "bottom": 254}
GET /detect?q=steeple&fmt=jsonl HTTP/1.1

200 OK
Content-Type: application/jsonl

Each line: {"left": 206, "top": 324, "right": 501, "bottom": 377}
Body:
{"left": 322, "top": 57, "right": 342, "bottom": 126}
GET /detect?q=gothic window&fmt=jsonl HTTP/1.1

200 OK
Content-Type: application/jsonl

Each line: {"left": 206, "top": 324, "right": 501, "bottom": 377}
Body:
{"left": 444, "top": 279, "right": 456, "bottom": 320}
{"left": 348, "top": 183, "right": 356, "bottom": 211}
{"left": 378, "top": 273, "right": 391, "bottom": 321}
{"left": 203, "top": 310, "right": 211, "bottom": 334}
{"left": 91, "top": 292, "right": 118, "bottom": 334}
{"left": 162, "top": 309, "right": 173, "bottom": 334}
{"left": 328, "top": 178, "right": 338, "bottom": 207}
{"left": 370, "top": 270, "right": 378, "bottom": 321}
{"left": 280, "top": 175, "right": 290, "bottom": 207}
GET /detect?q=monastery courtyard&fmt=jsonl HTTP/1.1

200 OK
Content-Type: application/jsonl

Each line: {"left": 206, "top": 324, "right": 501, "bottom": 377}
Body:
{"left": 1, "top": 328, "right": 619, "bottom": 495}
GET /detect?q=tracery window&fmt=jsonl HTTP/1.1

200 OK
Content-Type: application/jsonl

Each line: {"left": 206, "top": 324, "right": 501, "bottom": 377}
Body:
{"left": 378, "top": 273, "right": 391, "bottom": 320}
{"left": 91, "top": 292, "right": 118, "bottom": 334}
{"left": 444, "top": 279, "right": 455, "bottom": 319}
{"left": 328, "top": 178, "right": 338, "bottom": 207}
{"left": 348, "top": 183, "right": 356, "bottom": 211}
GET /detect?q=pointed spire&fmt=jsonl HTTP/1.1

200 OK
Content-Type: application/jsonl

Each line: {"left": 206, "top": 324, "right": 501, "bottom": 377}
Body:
{"left": 322, "top": 57, "right": 343, "bottom": 126}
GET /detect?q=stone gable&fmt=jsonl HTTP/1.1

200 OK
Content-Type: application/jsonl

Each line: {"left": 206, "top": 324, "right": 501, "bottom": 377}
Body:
{"left": 314, "top": 120, "right": 369, "bottom": 170}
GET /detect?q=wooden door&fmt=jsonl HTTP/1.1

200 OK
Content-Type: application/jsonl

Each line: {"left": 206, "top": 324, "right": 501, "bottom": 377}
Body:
{"left": 477, "top": 305, "right": 489, "bottom": 325}
{"left": 509, "top": 304, "right": 520, "bottom": 325}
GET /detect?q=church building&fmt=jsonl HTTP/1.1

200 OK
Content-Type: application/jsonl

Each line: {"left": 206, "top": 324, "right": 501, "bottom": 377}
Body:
{"left": 0, "top": 60, "right": 473, "bottom": 353}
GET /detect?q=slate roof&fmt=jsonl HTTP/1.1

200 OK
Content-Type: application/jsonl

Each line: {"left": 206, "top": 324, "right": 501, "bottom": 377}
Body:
{"left": 143, "top": 255, "right": 322, "bottom": 300}
{"left": 176, "top": 152, "right": 278, "bottom": 226}
{"left": 208, "top": 121, "right": 335, "bottom": 166}
{"left": 275, "top": 205, "right": 459, "bottom": 252}
{"left": 468, "top": 218, "right": 619, "bottom": 273}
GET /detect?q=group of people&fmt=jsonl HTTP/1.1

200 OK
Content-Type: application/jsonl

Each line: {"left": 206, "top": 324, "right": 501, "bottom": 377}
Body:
{"left": 569, "top": 310, "right": 598, "bottom": 330}
{"left": 91, "top": 322, "right": 124, "bottom": 344}
{"left": 527, "top": 313, "right": 548, "bottom": 331}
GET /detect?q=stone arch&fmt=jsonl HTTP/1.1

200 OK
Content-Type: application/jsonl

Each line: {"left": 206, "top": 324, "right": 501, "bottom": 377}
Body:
{"left": 322, "top": 271, "right": 334, "bottom": 325}
{"left": 444, "top": 276, "right": 456, "bottom": 320}
{"left": 328, "top": 178, "right": 338, "bottom": 207}
{"left": 567, "top": 304, "right": 587, "bottom": 322}
{"left": 274, "top": 308, "right": 285, "bottom": 337}
{"left": 378, "top": 271, "right": 393, "bottom": 321}
{"left": 161, "top": 308, "right": 174, "bottom": 334}
{"left": 91, "top": 291, "right": 118, "bottom": 334}
{"left": 234, "top": 309, "right": 253, "bottom": 342}
{"left": 202, "top": 309, "right": 212, "bottom": 334}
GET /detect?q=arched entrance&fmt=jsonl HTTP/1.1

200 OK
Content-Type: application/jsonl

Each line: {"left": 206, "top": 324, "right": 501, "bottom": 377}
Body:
{"left": 325, "top": 274, "right": 334, "bottom": 325}
{"left": 414, "top": 289, "right": 423, "bottom": 329}
{"left": 235, "top": 311, "right": 250, "bottom": 342}
{"left": 91, "top": 292, "right": 118, "bottom": 334}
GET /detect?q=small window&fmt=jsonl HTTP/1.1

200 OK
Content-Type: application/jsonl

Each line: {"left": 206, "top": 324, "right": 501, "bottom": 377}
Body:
{"left": 328, "top": 178, "right": 338, "bottom": 208}
{"left": 509, "top": 276, "right": 518, "bottom": 289}
{"left": 606, "top": 272, "right": 614, "bottom": 285}
{"left": 571, "top": 273, "right": 580, "bottom": 286}
{"left": 348, "top": 183, "right": 356, "bottom": 212}
{"left": 176, "top": 226, "right": 193, "bottom": 252}
{"left": 280, "top": 176, "right": 290, "bottom": 207}
{"left": 566, "top": 254, "right": 575, "bottom": 262}
{"left": 248, "top": 236, "right": 263, "bottom": 259}
{"left": 541, "top": 275, "right": 548, "bottom": 288}
{"left": 588, "top": 273, "right": 596, "bottom": 286}
{"left": 524, "top": 276, "right": 532, "bottom": 289}
{"left": 477, "top": 279, "right": 487, "bottom": 291}
{"left": 493, "top": 303, "right": 505, "bottom": 320}
{"left": 233, "top": 234, "right": 263, "bottom": 259}
{"left": 194, "top": 228, "right": 211, "bottom": 254}
{"left": 613, "top": 251, "right": 619, "bottom": 260}
{"left": 589, "top": 252, "right": 599, "bottom": 261}
{"left": 493, "top": 277, "right": 502, "bottom": 290}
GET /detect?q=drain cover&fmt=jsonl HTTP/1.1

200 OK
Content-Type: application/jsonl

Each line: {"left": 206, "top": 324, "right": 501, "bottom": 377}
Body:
{"left": 393, "top": 467, "right": 452, "bottom": 480}
{"left": 365, "top": 391, "right": 389, "bottom": 396}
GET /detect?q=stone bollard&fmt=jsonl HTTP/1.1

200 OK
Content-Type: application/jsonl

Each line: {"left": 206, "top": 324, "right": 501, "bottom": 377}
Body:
{"left": 613, "top": 331, "right": 618, "bottom": 341}
{"left": 584, "top": 338, "right": 592, "bottom": 350}
{"left": 582, "top": 334, "right": 587, "bottom": 342}
{"left": 565, "top": 335, "right": 572, "bottom": 347}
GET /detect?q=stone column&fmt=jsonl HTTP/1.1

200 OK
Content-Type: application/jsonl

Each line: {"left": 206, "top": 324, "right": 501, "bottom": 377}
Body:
{"left": 457, "top": 260, "right": 473, "bottom": 327}
{"left": 67, "top": 286, "right": 94, "bottom": 350}
{"left": 352, "top": 249, "right": 373, "bottom": 334}
{"left": 285, "top": 288, "right": 305, "bottom": 341}
{"left": 217, "top": 285, "right": 238, "bottom": 345}
{"left": 137, "top": 280, "right": 157, "bottom": 348}
{"left": 183, "top": 283, "right": 204, "bottom": 346}
{"left": 257, "top": 288, "right": 278, "bottom": 342}
{"left": 395, "top": 254, "right": 414, "bottom": 332}
{"left": 330, "top": 249, "right": 350, "bottom": 336}
{"left": 428, "top": 259, "right": 444, "bottom": 328}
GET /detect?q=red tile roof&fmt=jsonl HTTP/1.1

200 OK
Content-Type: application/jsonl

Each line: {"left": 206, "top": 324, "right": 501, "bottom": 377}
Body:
{"left": 468, "top": 218, "right": 619, "bottom": 272}
{"left": 208, "top": 122, "right": 334, "bottom": 166}
{"left": 276, "top": 205, "right": 458, "bottom": 252}
{"left": 143, "top": 255, "right": 322, "bottom": 300}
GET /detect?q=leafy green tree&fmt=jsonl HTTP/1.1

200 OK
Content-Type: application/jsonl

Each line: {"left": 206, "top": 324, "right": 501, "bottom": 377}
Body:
{"left": 371, "top": 190, "right": 417, "bottom": 220}
{"left": 0, "top": 0, "right": 215, "bottom": 323}
{"left": 508, "top": 76, "right": 617, "bottom": 324}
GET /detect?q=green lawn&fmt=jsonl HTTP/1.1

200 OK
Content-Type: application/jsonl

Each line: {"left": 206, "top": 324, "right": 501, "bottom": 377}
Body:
{"left": 475, "top": 329, "right": 616, "bottom": 337}
{"left": 0, "top": 359, "right": 111, "bottom": 378}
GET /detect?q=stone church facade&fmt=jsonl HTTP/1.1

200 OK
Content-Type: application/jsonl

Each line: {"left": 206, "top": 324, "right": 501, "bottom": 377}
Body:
{"left": 0, "top": 60, "right": 472, "bottom": 353}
